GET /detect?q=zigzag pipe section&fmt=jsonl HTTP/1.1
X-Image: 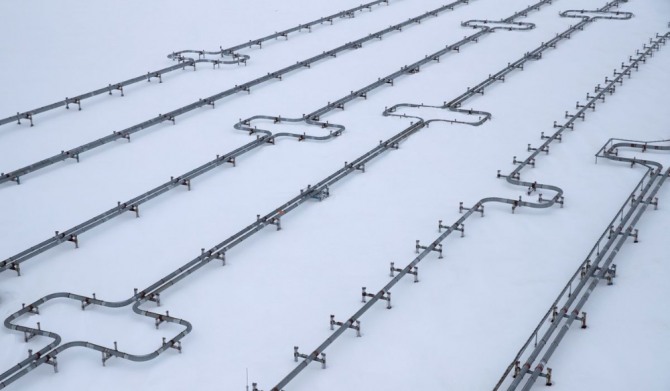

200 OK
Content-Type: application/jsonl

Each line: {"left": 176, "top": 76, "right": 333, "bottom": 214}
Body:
{"left": 0, "top": 0, "right": 483, "bottom": 277}
{"left": 0, "top": 1, "right": 562, "bottom": 388}
{"left": 493, "top": 33, "right": 669, "bottom": 391}
{"left": 0, "top": 0, "right": 473, "bottom": 186}
{"left": 0, "top": 0, "right": 391, "bottom": 128}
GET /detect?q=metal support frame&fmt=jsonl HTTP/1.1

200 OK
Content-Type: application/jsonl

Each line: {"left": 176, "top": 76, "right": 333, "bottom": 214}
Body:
{"left": 330, "top": 315, "right": 361, "bottom": 337}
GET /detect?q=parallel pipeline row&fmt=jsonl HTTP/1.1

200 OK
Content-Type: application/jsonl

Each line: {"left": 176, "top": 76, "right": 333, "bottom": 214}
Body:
{"left": 0, "top": 0, "right": 506, "bottom": 276}
{"left": 496, "top": 37, "right": 669, "bottom": 390}
{"left": 0, "top": 0, "right": 562, "bottom": 388}
{"left": 5, "top": 1, "right": 652, "bottom": 390}
{"left": 0, "top": 0, "right": 391, "bottom": 128}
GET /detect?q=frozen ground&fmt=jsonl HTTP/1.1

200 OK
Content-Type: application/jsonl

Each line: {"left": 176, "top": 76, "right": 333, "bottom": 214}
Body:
{"left": 0, "top": 0, "right": 669, "bottom": 390}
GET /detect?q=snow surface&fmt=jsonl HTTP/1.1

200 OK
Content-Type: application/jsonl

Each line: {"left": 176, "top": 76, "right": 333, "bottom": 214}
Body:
{"left": 1, "top": 0, "right": 669, "bottom": 390}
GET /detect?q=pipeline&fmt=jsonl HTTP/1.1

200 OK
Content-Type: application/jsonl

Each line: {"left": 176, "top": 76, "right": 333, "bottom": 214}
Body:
{"left": 0, "top": 0, "right": 473, "bottom": 186}
{"left": 0, "top": 0, "right": 485, "bottom": 276}
{"left": 386, "top": 5, "right": 633, "bottom": 124}
{"left": 268, "top": 3, "right": 650, "bottom": 391}
{"left": 509, "top": 140, "right": 669, "bottom": 391}
{"left": 271, "top": 15, "right": 670, "bottom": 391}
{"left": 0, "top": 0, "right": 392, "bottom": 128}
{"left": 494, "top": 31, "right": 669, "bottom": 391}
{"left": 232, "top": 7, "right": 545, "bottom": 137}
{"left": 0, "top": 1, "right": 562, "bottom": 387}
{"left": 3, "top": 2, "right": 661, "bottom": 390}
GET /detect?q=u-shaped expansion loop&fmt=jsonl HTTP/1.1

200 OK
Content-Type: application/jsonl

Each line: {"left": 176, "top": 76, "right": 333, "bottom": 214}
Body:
{"left": 461, "top": 20, "right": 536, "bottom": 32}
{"left": 559, "top": 9, "right": 633, "bottom": 21}
{"left": 234, "top": 115, "right": 345, "bottom": 142}
{"left": 0, "top": 0, "right": 485, "bottom": 278}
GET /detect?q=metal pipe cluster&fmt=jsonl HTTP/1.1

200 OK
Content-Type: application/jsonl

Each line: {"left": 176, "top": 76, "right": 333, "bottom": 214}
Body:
{"left": 495, "top": 30, "right": 669, "bottom": 391}
{"left": 0, "top": 0, "right": 552, "bottom": 387}
{"left": 0, "top": 0, "right": 477, "bottom": 186}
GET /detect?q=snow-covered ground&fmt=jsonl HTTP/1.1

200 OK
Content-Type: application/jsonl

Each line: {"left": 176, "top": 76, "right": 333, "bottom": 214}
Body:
{"left": 1, "top": 0, "right": 669, "bottom": 390}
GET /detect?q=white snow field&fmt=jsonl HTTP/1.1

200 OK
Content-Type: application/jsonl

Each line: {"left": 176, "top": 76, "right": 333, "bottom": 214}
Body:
{"left": 0, "top": 0, "right": 669, "bottom": 390}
